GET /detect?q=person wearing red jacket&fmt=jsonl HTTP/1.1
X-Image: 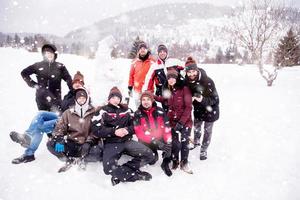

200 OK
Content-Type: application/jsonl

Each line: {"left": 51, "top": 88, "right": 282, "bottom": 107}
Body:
{"left": 128, "top": 42, "right": 156, "bottom": 108}
{"left": 133, "top": 91, "right": 173, "bottom": 176}
{"left": 155, "top": 70, "right": 193, "bottom": 174}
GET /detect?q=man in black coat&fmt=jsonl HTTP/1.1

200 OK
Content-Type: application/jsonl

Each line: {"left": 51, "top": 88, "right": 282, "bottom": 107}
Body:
{"left": 91, "top": 87, "right": 154, "bottom": 186}
{"left": 21, "top": 44, "right": 72, "bottom": 112}
{"left": 185, "top": 57, "right": 220, "bottom": 160}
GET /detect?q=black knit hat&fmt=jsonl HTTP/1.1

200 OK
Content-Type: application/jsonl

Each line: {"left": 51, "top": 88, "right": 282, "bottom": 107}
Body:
{"left": 108, "top": 86, "right": 122, "bottom": 101}
{"left": 157, "top": 44, "right": 168, "bottom": 54}
{"left": 75, "top": 88, "right": 88, "bottom": 100}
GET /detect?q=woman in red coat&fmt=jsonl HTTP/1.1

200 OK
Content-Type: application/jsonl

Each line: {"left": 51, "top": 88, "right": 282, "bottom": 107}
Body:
{"left": 156, "top": 69, "right": 193, "bottom": 174}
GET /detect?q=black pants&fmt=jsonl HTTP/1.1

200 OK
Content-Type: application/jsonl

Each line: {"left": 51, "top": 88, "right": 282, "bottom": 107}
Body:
{"left": 36, "top": 88, "right": 61, "bottom": 111}
{"left": 171, "top": 127, "right": 191, "bottom": 164}
{"left": 102, "top": 140, "right": 154, "bottom": 182}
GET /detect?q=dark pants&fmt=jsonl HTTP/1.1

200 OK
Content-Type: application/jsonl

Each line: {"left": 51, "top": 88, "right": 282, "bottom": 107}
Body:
{"left": 142, "top": 141, "right": 171, "bottom": 165}
{"left": 36, "top": 88, "right": 61, "bottom": 111}
{"left": 194, "top": 119, "right": 214, "bottom": 151}
{"left": 171, "top": 127, "right": 191, "bottom": 164}
{"left": 47, "top": 139, "right": 102, "bottom": 162}
{"left": 102, "top": 140, "right": 154, "bottom": 182}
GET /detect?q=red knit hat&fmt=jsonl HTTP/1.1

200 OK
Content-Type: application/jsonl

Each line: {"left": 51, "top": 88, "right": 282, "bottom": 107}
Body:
{"left": 72, "top": 71, "right": 85, "bottom": 86}
{"left": 108, "top": 86, "right": 122, "bottom": 101}
{"left": 140, "top": 91, "right": 154, "bottom": 102}
{"left": 185, "top": 56, "right": 198, "bottom": 71}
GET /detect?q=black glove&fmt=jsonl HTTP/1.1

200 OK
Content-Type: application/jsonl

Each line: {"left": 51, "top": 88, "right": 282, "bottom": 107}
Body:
{"left": 162, "top": 143, "right": 172, "bottom": 158}
{"left": 151, "top": 139, "right": 165, "bottom": 149}
{"left": 81, "top": 142, "right": 91, "bottom": 158}
{"left": 128, "top": 86, "right": 133, "bottom": 97}
{"left": 174, "top": 122, "right": 184, "bottom": 133}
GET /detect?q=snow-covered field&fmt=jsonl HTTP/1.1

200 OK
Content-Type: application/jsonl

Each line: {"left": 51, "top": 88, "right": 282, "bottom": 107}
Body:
{"left": 0, "top": 48, "right": 299, "bottom": 200}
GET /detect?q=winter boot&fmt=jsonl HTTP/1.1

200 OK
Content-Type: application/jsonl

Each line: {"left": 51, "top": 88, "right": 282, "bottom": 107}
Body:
{"left": 135, "top": 170, "right": 152, "bottom": 181}
{"left": 149, "top": 150, "right": 158, "bottom": 165}
{"left": 10, "top": 131, "right": 31, "bottom": 148}
{"left": 200, "top": 149, "right": 207, "bottom": 160}
{"left": 161, "top": 161, "right": 172, "bottom": 176}
{"left": 111, "top": 177, "right": 121, "bottom": 186}
{"left": 172, "top": 160, "right": 179, "bottom": 170}
{"left": 12, "top": 155, "right": 35, "bottom": 164}
{"left": 180, "top": 160, "right": 193, "bottom": 174}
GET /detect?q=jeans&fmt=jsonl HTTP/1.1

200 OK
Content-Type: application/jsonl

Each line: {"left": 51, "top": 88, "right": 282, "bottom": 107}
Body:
{"left": 24, "top": 111, "right": 58, "bottom": 156}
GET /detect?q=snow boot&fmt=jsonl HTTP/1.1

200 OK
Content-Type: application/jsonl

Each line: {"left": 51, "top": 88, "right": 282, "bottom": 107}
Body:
{"left": 111, "top": 177, "right": 121, "bottom": 186}
{"left": 10, "top": 131, "right": 31, "bottom": 148}
{"left": 135, "top": 170, "right": 152, "bottom": 181}
{"left": 180, "top": 161, "right": 193, "bottom": 174}
{"left": 172, "top": 160, "right": 179, "bottom": 170}
{"left": 200, "top": 150, "right": 207, "bottom": 160}
{"left": 161, "top": 161, "right": 172, "bottom": 176}
{"left": 12, "top": 155, "right": 35, "bottom": 164}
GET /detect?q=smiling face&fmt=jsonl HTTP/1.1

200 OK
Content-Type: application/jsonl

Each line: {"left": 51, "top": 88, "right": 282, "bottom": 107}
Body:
{"left": 167, "top": 77, "right": 176, "bottom": 86}
{"left": 43, "top": 51, "right": 55, "bottom": 62}
{"left": 138, "top": 47, "right": 148, "bottom": 57}
{"left": 141, "top": 96, "right": 153, "bottom": 109}
{"left": 186, "top": 69, "right": 198, "bottom": 81}
{"left": 158, "top": 50, "right": 167, "bottom": 60}
{"left": 109, "top": 96, "right": 121, "bottom": 106}
{"left": 76, "top": 96, "right": 87, "bottom": 106}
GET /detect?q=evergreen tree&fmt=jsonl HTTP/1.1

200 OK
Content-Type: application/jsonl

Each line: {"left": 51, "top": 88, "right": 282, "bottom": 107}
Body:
{"left": 128, "top": 36, "right": 143, "bottom": 59}
{"left": 215, "top": 47, "right": 224, "bottom": 64}
{"left": 274, "top": 28, "right": 300, "bottom": 67}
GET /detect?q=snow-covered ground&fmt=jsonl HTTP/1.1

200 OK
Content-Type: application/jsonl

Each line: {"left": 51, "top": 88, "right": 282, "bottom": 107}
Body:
{"left": 0, "top": 48, "right": 299, "bottom": 200}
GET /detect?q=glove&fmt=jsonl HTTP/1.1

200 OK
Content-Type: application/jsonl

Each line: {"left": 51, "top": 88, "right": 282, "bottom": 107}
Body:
{"left": 128, "top": 86, "right": 133, "bottom": 97}
{"left": 174, "top": 122, "right": 184, "bottom": 133}
{"left": 151, "top": 139, "right": 165, "bottom": 149}
{"left": 54, "top": 142, "right": 64, "bottom": 153}
{"left": 81, "top": 142, "right": 91, "bottom": 157}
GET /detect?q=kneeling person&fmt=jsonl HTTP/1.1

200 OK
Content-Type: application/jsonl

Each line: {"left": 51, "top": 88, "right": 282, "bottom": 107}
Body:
{"left": 134, "top": 91, "right": 173, "bottom": 176}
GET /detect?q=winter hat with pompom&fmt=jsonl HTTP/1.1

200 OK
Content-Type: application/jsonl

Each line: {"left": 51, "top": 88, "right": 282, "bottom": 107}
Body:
{"left": 72, "top": 71, "right": 85, "bottom": 86}
{"left": 185, "top": 56, "right": 198, "bottom": 71}
{"left": 108, "top": 86, "right": 122, "bottom": 101}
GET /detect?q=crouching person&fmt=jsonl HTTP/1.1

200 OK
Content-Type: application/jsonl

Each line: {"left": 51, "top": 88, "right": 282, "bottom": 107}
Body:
{"left": 92, "top": 87, "right": 154, "bottom": 186}
{"left": 47, "top": 88, "right": 97, "bottom": 172}
{"left": 134, "top": 91, "right": 173, "bottom": 176}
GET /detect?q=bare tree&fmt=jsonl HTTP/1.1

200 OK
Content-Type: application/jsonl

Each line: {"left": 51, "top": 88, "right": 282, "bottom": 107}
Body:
{"left": 228, "top": 0, "right": 287, "bottom": 86}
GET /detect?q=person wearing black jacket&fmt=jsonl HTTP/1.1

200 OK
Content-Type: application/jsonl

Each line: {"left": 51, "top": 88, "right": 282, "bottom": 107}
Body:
{"left": 21, "top": 44, "right": 72, "bottom": 112}
{"left": 185, "top": 57, "right": 220, "bottom": 160}
{"left": 91, "top": 87, "right": 154, "bottom": 186}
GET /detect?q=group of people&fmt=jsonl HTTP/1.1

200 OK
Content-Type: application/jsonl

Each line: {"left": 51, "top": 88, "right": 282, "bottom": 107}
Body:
{"left": 10, "top": 42, "right": 220, "bottom": 186}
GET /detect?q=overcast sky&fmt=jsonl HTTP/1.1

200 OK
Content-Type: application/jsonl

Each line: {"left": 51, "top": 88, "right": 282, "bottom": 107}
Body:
{"left": 0, "top": 0, "right": 299, "bottom": 36}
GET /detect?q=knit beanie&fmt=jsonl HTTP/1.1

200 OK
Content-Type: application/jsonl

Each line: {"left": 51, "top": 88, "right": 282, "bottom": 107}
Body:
{"left": 75, "top": 88, "right": 88, "bottom": 100}
{"left": 140, "top": 91, "right": 154, "bottom": 102}
{"left": 185, "top": 56, "right": 198, "bottom": 71}
{"left": 157, "top": 44, "right": 168, "bottom": 54}
{"left": 138, "top": 42, "right": 148, "bottom": 51}
{"left": 108, "top": 86, "right": 122, "bottom": 101}
{"left": 72, "top": 71, "right": 85, "bottom": 86}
